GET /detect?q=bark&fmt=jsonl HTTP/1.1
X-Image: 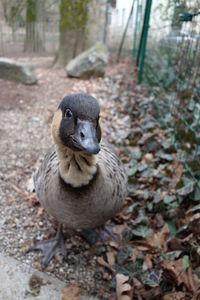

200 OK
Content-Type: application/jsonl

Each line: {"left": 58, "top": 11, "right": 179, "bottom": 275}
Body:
{"left": 54, "top": 0, "right": 90, "bottom": 67}
{"left": 24, "top": 0, "right": 45, "bottom": 52}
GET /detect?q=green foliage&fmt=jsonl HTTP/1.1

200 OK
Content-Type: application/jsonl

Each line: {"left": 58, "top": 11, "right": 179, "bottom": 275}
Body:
{"left": 171, "top": 0, "right": 187, "bottom": 29}
{"left": 59, "top": 0, "right": 90, "bottom": 32}
{"left": 182, "top": 255, "right": 190, "bottom": 271}
{"left": 154, "top": 0, "right": 187, "bottom": 24}
{"left": 131, "top": 225, "right": 153, "bottom": 238}
{"left": 143, "top": 9, "right": 200, "bottom": 186}
{"left": 26, "top": 0, "right": 36, "bottom": 23}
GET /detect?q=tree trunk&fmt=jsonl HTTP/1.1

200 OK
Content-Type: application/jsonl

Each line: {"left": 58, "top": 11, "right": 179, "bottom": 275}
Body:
{"left": 55, "top": 29, "right": 75, "bottom": 66}
{"left": 24, "top": 0, "right": 45, "bottom": 52}
{"left": 35, "top": 0, "right": 45, "bottom": 51}
{"left": 0, "top": 1, "right": 6, "bottom": 23}
{"left": 54, "top": 0, "right": 90, "bottom": 67}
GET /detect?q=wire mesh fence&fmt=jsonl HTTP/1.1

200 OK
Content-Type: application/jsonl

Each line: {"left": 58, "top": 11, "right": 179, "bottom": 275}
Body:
{"left": 139, "top": 1, "right": 200, "bottom": 190}
{"left": 0, "top": 21, "right": 59, "bottom": 56}
{"left": 0, "top": 1, "right": 140, "bottom": 57}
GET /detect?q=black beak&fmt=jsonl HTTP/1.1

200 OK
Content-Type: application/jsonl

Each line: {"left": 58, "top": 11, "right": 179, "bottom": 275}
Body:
{"left": 72, "top": 120, "right": 100, "bottom": 154}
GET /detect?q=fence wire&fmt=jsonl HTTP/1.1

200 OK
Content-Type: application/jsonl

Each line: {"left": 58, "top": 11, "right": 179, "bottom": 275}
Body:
{"left": 140, "top": 2, "right": 200, "bottom": 188}
{"left": 0, "top": 1, "right": 137, "bottom": 57}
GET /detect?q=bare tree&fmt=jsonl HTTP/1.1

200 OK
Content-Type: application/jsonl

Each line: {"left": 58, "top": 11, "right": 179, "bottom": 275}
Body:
{"left": 2, "top": 0, "right": 26, "bottom": 41}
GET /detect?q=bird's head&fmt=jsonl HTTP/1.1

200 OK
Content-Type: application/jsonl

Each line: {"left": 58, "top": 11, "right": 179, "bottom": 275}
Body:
{"left": 51, "top": 93, "right": 101, "bottom": 155}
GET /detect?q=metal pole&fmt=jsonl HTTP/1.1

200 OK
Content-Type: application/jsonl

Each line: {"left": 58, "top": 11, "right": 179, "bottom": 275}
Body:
{"left": 138, "top": 0, "right": 152, "bottom": 84}
{"left": 136, "top": 0, "right": 148, "bottom": 67}
{"left": 103, "top": 0, "right": 109, "bottom": 44}
{"left": 117, "top": 0, "right": 135, "bottom": 62}
{"left": 133, "top": 0, "right": 139, "bottom": 57}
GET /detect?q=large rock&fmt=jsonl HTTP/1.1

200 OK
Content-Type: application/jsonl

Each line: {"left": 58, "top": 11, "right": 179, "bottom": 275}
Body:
{"left": 66, "top": 42, "right": 109, "bottom": 78}
{"left": 0, "top": 253, "right": 100, "bottom": 300}
{"left": 0, "top": 58, "right": 37, "bottom": 84}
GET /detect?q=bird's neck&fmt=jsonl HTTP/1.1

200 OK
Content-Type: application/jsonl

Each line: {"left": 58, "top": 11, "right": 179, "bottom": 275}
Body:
{"left": 55, "top": 143, "right": 98, "bottom": 187}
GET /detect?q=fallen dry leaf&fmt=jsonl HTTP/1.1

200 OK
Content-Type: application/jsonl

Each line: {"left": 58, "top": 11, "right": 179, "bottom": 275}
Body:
{"left": 106, "top": 251, "right": 116, "bottom": 267}
{"left": 190, "top": 213, "right": 200, "bottom": 223}
{"left": 146, "top": 223, "right": 169, "bottom": 251}
{"left": 162, "top": 259, "right": 196, "bottom": 292}
{"left": 171, "top": 161, "right": 184, "bottom": 187}
{"left": 27, "top": 194, "right": 40, "bottom": 207}
{"left": 192, "top": 290, "right": 200, "bottom": 300}
{"left": 116, "top": 274, "right": 132, "bottom": 300}
{"left": 62, "top": 284, "right": 81, "bottom": 300}
{"left": 109, "top": 240, "right": 120, "bottom": 250}
{"left": 133, "top": 277, "right": 143, "bottom": 289}
{"left": 162, "top": 291, "right": 187, "bottom": 300}
{"left": 182, "top": 233, "right": 194, "bottom": 243}
{"left": 37, "top": 207, "right": 45, "bottom": 217}
{"left": 112, "top": 224, "right": 126, "bottom": 240}
{"left": 143, "top": 153, "right": 153, "bottom": 163}
{"left": 142, "top": 254, "right": 153, "bottom": 271}
{"left": 97, "top": 256, "right": 115, "bottom": 273}
{"left": 115, "top": 197, "right": 137, "bottom": 221}
{"left": 134, "top": 286, "right": 161, "bottom": 299}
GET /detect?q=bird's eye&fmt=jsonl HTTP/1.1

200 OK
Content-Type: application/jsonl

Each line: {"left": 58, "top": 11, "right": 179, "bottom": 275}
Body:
{"left": 65, "top": 109, "right": 72, "bottom": 119}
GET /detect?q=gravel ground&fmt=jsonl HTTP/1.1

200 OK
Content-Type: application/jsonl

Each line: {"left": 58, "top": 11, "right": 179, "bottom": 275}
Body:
{"left": 0, "top": 56, "right": 132, "bottom": 299}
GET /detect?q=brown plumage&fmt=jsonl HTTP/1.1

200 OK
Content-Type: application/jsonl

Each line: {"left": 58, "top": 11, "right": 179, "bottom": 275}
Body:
{"left": 30, "top": 93, "right": 127, "bottom": 268}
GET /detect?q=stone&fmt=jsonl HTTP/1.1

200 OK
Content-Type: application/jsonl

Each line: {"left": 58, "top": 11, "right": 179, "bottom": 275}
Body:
{"left": 0, "top": 253, "right": 100, "bottom": 300}
{"left": 0, "top": 253, "right": 65, "bottom": 300}
{"left": 66, "top": 42, "right": 109, "bottom": 78}
{"left": 0, "top": 58, "right": 37, "bottom": 84}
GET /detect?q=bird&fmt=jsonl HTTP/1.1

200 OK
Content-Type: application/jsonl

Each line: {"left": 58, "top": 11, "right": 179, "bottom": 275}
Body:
{"left": 28, "top": 93, "right": 127, "bottom": 268}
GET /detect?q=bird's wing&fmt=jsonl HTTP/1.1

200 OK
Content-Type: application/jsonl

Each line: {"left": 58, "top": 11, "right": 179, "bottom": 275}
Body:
{"left": 33, "top": 145, "right": 58, "bottom": 193}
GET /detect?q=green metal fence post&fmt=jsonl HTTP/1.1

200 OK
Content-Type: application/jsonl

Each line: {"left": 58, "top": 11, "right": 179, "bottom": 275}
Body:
{"left": 133, "top": 0, "right": 139, "bottom": 57}
{"left": 138, "top": 0, "right": 152, "bottom": 84}
{"left": 103, "top": 0, "right": 109, "bottom": 44}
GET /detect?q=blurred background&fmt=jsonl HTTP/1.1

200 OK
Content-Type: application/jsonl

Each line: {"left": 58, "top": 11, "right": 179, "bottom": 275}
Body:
{"left": 1, "top": 1, "right": 200, "bottom": 299}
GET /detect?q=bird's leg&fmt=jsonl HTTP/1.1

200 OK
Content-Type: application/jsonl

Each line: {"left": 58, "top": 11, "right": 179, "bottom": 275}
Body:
{"left": 27, "top": 224, "right": 67, "bottom": 269}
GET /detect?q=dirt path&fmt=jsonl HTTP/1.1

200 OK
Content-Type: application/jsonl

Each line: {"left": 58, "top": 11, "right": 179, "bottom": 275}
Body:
{"left": 0, "top": 56, "right": 132, "bottom": 299}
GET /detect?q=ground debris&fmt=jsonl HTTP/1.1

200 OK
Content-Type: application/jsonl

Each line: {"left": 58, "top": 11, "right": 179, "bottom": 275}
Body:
{"left": 115, "top": 274, "right": 133, "bottom": 300}
{"left": 28, "top": 273, "right": 44, "bottom": 296}
{"left": 62, "top": 283, "right": 81, "bottom": 300}
{"left": 1, "top": 56, "right": 200, "bottom": 299}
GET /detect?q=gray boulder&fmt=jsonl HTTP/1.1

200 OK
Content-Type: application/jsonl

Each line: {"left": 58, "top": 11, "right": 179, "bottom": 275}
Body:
{"left": 66, "top": 42, "right": 109, "bottom": 78}
{"left": 0, "top": 58, "right": 37, "bottom": 84}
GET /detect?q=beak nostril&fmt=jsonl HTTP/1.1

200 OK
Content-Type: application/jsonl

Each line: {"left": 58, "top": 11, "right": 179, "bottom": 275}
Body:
{"left": 80, "top": 132, "right": 85, "bottom": 139}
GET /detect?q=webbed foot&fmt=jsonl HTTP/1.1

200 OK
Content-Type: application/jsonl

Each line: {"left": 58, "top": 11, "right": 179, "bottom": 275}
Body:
{"left": 27, "top": 224, "right": 67, "bottom": 269}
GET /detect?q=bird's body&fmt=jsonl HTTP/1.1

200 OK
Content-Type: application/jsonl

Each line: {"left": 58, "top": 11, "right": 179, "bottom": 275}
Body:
{"left": 29, "top": 93, "right": 127, "bottom": 268}
{"left": 34, "top": 141, "right": 127, "bottom": 229}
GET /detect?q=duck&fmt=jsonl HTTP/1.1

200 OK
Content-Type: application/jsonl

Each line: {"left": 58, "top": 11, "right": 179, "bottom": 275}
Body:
{"left": 29, "top": 93, "right": 127, "bottom": 268}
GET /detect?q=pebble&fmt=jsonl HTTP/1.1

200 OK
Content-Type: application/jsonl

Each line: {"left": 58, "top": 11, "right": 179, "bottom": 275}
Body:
{"left": 16, "top": 161, "right": 24, "bottom": 168}
{"left": 32, "top": 116, "right": 40, "bottom": 122}
{"left": 143, "top": 153, "right": 153, "bottom": 163}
